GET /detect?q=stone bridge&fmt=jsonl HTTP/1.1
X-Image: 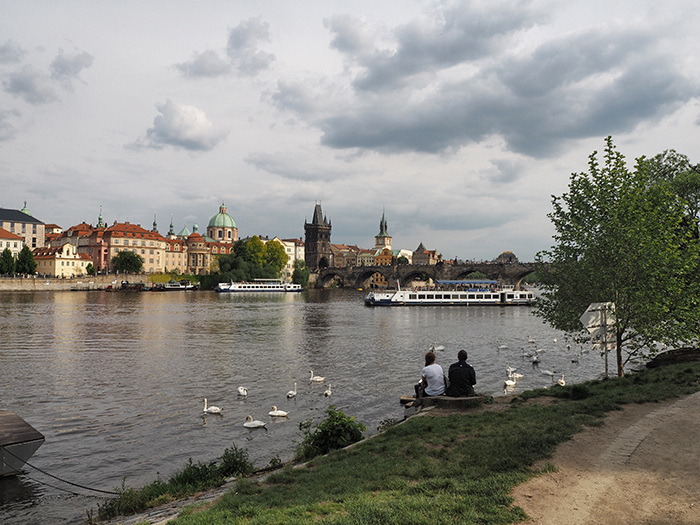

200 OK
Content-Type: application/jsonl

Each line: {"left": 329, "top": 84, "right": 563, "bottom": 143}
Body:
{"left": 315, "top": 262, "right": 537, "bottom": 289}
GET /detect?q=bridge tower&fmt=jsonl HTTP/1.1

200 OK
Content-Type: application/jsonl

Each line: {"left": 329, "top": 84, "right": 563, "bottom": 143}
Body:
{"left": 374, "top": 209, "right": 392, "bottom": 250}
{"left": 304, "top": 202, "right": 332, "bottom": 271}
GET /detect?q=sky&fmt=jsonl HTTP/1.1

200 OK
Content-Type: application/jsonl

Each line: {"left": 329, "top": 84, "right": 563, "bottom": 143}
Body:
{"left": 1, "top": 0, "right": 699, "bottom": 262}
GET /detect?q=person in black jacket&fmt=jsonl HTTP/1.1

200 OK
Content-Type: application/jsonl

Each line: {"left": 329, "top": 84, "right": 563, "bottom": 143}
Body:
{"left": 446, "top": 350, "right": 476, "bottom": 397}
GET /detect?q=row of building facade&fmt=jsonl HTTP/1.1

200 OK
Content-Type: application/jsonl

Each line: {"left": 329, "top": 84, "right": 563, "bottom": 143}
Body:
{"left": 1, "top": 202, "right": 445, "bottom": 279}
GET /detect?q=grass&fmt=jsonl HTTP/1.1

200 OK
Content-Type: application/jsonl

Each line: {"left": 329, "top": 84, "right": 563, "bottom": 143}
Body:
{"left": 98, "top": 361, "right": 700, "bottom": 525}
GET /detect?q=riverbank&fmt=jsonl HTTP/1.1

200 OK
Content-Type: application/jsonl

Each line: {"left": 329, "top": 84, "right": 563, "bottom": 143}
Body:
{"left": 97, "top": 354, "right": 700, "bottom": 525}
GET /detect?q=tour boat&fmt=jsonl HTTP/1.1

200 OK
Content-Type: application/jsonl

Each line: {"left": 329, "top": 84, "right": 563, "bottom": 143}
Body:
{"left": 215, "top": 279, "right": 303, "bottom": 293}
{"left": 152, "top": 279, "right": 199, "bottom": 291}
{"left": 364, "top": 280, "right": 535, "bottom": 306}
{"left": 0, "top": 410, "right": 45, "bottom": 477}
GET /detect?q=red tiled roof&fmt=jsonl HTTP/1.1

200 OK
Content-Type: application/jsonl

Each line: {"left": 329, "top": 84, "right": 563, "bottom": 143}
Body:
{"left": 0, "top": 227, "right": 24, "bottom": 240}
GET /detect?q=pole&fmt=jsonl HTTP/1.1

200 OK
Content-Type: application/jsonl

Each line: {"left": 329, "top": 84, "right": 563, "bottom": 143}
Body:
{"left": 603, "top": 305, "right": 608, "bottom": 378}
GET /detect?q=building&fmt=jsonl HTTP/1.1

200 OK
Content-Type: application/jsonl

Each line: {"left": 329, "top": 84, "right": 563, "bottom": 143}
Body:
{"left": 330, "top": 243, "right": 360, "bottom": 268}
{"left": 206, "top": 203, "right": 238, "bottom": 244}
{"left": 374, "top": 211, "right": 392, "bottom": 250}
{"left": 103, "top": 221, "right": 167, "bottom": 273}
{"left": 33, "top": 243, "right": 93, "bottom": 278}
{"left": 0, "top": 203, "right": 45, "bottom": 249}
{"left": 274, "top": 237, "right": 305, "bottom": 280}
{"left": 374, "top": 247, "right": 395, "bottom": 266}
{"left": 304, "top": 202, "right": 332, "bottom": 271}
{"left": 413, "top": 242, "right": 442, "bottom": 265}
{"left": 497, "top": 251, "right": 518, "bottom": 263}
{"left": 0, "top": 227, "right": 24, "bottom": 258}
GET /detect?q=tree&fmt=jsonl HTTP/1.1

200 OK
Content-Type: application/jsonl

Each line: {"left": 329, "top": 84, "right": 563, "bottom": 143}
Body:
{"left": 397, "top": 255, "right": 409, "bottom": 265}
{"left": 535, "top": 137, "right": 700, "bottom": 376}
{"left": 292, "top": 259, "right": 310, "bottom": 287}
{"left": 0, "top": 248, "right": 15, "bottom": 274}
{"left": 15, "top": 245, "right": 37, "bottom": 275}
{"left": 111, "top": 250, "right": 144, "bottom": 273}
{"left": 86, "top": 263, "right": 96, "bottom": 276}
{"left": 264, "top": 239, "right": 288, "bottom": 273}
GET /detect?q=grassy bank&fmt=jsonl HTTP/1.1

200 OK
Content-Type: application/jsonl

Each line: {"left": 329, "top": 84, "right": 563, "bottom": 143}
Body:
{"left": 99, "top": 360, "right": 700, "bottom": 524}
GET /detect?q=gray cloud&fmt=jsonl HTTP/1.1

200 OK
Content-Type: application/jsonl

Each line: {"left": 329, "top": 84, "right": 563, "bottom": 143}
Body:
{"left": 49, "top": 49, "right": 94, "bottom": 89}
{"left": 0, "top": 40, "right": 27, "bottom": 64}
{"left": 226, "top": 17, "right": 275, "bottom": 75}
{"left": 1, "top": 65, "right": 57, "bottom": 105}
{"left": 175, "top": 50, "right": 231, "bottom": 78}
{"left": 132, "top": 99, "right": 229, "bottom": 151}
{"left": 274, "top": 7, "right": 700, "bottom": 159}
{"left": 245, "top": 151, "right": 355, "bottom": 181}
{"left": 0, "top": 108, "right": 22, "bottom": 142}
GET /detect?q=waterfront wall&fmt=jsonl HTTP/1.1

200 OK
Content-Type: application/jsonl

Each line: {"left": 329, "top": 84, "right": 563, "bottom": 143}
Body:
{"left": 0, "top": 275, "right": 145, "bottom": 292}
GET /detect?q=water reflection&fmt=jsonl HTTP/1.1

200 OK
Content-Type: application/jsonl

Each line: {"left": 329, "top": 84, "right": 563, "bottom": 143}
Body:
{"left": 0, "top": 289, "right": 602, "bottom": 524}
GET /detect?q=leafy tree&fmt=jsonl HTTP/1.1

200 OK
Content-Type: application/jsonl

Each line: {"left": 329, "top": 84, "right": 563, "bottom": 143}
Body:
{"left": 111, "top": 250, "right": 144, "bottom": 274}
{"left": 292, "top": 259, "right": 310, "bottom": 287}
{"left": 86, "top": 263, "right": 96, "bottom": 276}
{"left": 535, "top": 137, "right": 700, "bottom": 376}
{"left": 247, "top": 236, "right": 266, "bottom": 267}
{"left": 264, "top": 239, "right": 288, "bottom": 273}
{"left": 397, "top": 255, "right": 409, "bottom": 265}
{"left": 0, "top": 248, "right": 15, "bottom": 274}
{"left": 16, "top": 245, "right": 37, "bottom": 275}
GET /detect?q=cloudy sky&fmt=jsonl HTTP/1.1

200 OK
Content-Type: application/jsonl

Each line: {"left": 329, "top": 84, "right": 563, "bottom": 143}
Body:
{"left": 1, "top": 0, "right": 698, "bottom": 261}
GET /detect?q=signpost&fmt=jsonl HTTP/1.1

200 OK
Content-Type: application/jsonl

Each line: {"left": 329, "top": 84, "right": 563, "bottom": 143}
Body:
{"left": 580, "top": 302, "right": 615, "bottom": 377}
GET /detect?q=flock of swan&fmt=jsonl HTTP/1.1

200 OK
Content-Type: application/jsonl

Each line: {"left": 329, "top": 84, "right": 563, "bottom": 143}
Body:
{"left": 501, "top": 335, "right": 578, "bottom": 392}
{"left": 202, "top": 370, "right": 331, "bottom": 428}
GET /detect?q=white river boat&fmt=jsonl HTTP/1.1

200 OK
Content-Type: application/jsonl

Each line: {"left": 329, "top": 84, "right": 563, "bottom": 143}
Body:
{"left": 215, "top": 279, "right": 303, "bottom": 293}
{"left": 364, "top": 280, "right": 535, "bottom": 306}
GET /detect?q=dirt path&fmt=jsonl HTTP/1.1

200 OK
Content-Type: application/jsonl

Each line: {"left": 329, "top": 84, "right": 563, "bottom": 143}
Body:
{"left": 510, "top": 391, "right": 700, "bottom": 525}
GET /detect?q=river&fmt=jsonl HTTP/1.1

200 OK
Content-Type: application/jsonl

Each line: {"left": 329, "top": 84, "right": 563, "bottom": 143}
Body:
{"left": 0, "top": 288, "right": 607, "bottom": 524}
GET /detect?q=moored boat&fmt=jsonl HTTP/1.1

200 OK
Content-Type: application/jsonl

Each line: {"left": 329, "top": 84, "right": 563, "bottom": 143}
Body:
{"left": 215, "top": 279, "right": 303, "bottom": 293}
{"left": 152, "top": 279, "right": 199, "bottom": 291}
{"left": 364, "top": 280, "right": 535, "bottom": 306}
{"left": 0, "top": 410, "right": 45, "bottom": 477}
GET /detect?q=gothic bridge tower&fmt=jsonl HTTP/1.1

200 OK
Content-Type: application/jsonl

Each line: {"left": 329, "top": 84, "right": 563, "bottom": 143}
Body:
{"left": 304, "top": 202, "right": 332, "bottom": 271}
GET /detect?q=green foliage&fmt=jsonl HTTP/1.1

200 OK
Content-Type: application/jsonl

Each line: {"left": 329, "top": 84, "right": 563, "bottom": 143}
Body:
{"left": 200, "top": 237, "right": 286, "bottom": 290}
{"left": 15, "top": 245, "right": 37, "bottom": 274}
{"left": 535, "top": 137, "right": 700, "bottom": 375}
{"left": 295, "top": 405, "right": 366, "bottom": 461}
{"left": 397, "top": 255, "right": 409, "bottom": 265}
{"left": 111, "top": 250, "right": 144, "bottom": 274}
{"left": 0, "top": 247, "right": 15, "bottom": 274}
{"left": 86, "top": 263, "right": 95, "bottom": 276}
{"left": 291, "top": 259, "right": 310, "bottom": 287}
{"left": 98, "top": 442, "right": 254, "bottom": 521}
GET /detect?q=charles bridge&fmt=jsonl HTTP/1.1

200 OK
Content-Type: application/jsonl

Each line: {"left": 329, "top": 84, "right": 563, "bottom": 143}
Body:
{"left": 315, "top": 262, "right": 537, "bottom": 289}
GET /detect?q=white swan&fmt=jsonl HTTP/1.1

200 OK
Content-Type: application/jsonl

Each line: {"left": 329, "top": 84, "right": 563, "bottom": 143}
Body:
{"left": 243, "top": 415, "right": 267, "bottom": 428}
{"left": 541, "top": 369, "right": 556, "bottom": 377}
{"left": 269, "top": 406, "right": 288, "bottom": 417}
{"left": 497, "top": 340, "right": 508, "bottom": 350}
{"left": 506, "top": 362, "right": 517, "bottom": 374}
{"left": 324, "top": 384, "right": 332, "bottom": 397}
{"left": 511, "top": 371, "right": 524, "bottom": 380}
{"left": 309, "top": 370, "right": 325, "bottom": 383}
{"left": 558, "top": 374, "right": 566, "bottom": 386}
{"left": 527, "top": 335, "right": 537, "bottom": 344}
{"left": 286, "top": 382, "right": 297, "bottom": 398}
{"left": 429, "top": 342, "right": 445, "bottom": 352}
{"left": 504, "top": 378, "right": 517, "bottom": 388}
{"left": 203, "top": 398, "right": 222, "bottom": 414}
{"left": 237, "top": 386, "right": 248, "bottom": 397}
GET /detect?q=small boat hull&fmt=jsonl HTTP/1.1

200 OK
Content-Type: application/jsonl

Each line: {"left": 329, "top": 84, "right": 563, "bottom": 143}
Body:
{"left": 0, "top": 411, "right": 45, "bottom": 477}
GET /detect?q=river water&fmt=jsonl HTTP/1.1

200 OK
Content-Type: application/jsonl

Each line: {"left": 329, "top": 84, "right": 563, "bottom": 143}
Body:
{"left": 0, "top": 289, "right": 608, "bottom": 524}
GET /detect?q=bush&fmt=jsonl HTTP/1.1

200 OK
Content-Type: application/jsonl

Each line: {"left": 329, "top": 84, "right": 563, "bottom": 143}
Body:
{"left": 296, "top": 405, "right": 366, "bottom": 461}
{"left": 218, "top": 443, "right": 254, "bottom": 478}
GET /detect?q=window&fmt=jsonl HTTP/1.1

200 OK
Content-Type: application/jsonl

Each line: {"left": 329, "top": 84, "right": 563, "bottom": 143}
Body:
{"left": 149, "top": 249, "right": 154, "bottom": 254}
{"left": 150, "top": 241, "right": 154, "bottom": 246}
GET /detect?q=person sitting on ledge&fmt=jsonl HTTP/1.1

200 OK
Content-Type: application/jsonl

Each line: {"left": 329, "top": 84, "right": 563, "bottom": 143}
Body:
{"left": 415, "top": 350, "right": 445, "bottom": 398}
{"left": 446, "top": 349, "right": 476, "bottom": 397}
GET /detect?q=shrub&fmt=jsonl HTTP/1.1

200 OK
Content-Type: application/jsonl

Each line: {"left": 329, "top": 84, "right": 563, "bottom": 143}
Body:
{"left": 218, "top": 443, "right": 254, "bottom": 478}
{"left": 296, "top": 405, "right": 366, "bottom": 460}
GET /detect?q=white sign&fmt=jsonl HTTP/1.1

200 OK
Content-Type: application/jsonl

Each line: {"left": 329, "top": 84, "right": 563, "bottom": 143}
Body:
{"left": 579, "top": 302, "right": 615, "bottom": 333}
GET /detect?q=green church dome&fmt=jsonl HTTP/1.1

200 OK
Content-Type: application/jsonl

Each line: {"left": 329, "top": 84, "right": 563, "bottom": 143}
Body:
{"left": 208, "top": 203, "right": 237, "bottom": 229}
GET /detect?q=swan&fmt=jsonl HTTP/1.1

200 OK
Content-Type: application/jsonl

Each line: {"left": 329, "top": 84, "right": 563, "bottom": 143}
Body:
{"left": 269, "top": 406, "right": 288, "bottom": 417}
{"left": 506, "top": 362, "right": 517, "bottom": 374}
{"left": 527, "top": 335, "right": 537, "bottom": 344}
{"left": 324, "top": 384, "right": 332, "bottom": 397}
{"left": 309, "top": 370, "right": 325, "bottom": 383}
{"left": 237, "top": 386, "right": 248, "bottom": 397}
{"left": 203, "top": 398, "right": 222, "bottom": 414}
{"left": 286, "top": 382, "right": 297, "bottom": 398}
{"left": 531, "top": 354, "right": 540, "bottom": 364}
{"left": 497, "top": 340, "right": 508, "bottom": 350}
{"left": 243, "top": 415, "right": 267, "bottom": 429}
{"left": 511, "top": 371, "right": 524, "bottom": 380}
{"left": 504, "top": 378, "right": 517, "bottom": 388}
{"left": 558, "top": 374, "right": 566, "bottom": 386}
{"left": 429, "top": 342, "right": 445, "bottom": 352}
{"left": 541, "top": 369, "right": 556, "bottom": 377}
{"left": 553, "top": 338, "right": 558, "bottom": 343}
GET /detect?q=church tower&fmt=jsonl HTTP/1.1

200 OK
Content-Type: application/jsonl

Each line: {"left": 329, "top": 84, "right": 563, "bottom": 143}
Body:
{"left": 304, "top": 202, "right": 332, "bottom": 271}
{"left": 374, "top": 210, "right": 392, "bottom": 250}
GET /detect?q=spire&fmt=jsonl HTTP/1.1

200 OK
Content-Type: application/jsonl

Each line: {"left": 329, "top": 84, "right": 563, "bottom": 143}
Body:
{"left": 379, "top": 208, "right": 388, "bottom": 236}
{"left": 97, "top": 205, "right": 105, "bottom": 228}
{"left": 168, "top": 214, "right": 175, "bottom": 236}
{"left": 152, "top": 212, "right": 158, "bottom": 233}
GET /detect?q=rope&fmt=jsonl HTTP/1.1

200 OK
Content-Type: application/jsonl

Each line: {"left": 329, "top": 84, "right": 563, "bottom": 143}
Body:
{"left": 1, "top": 445, "right": 118, "bottom": 495}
